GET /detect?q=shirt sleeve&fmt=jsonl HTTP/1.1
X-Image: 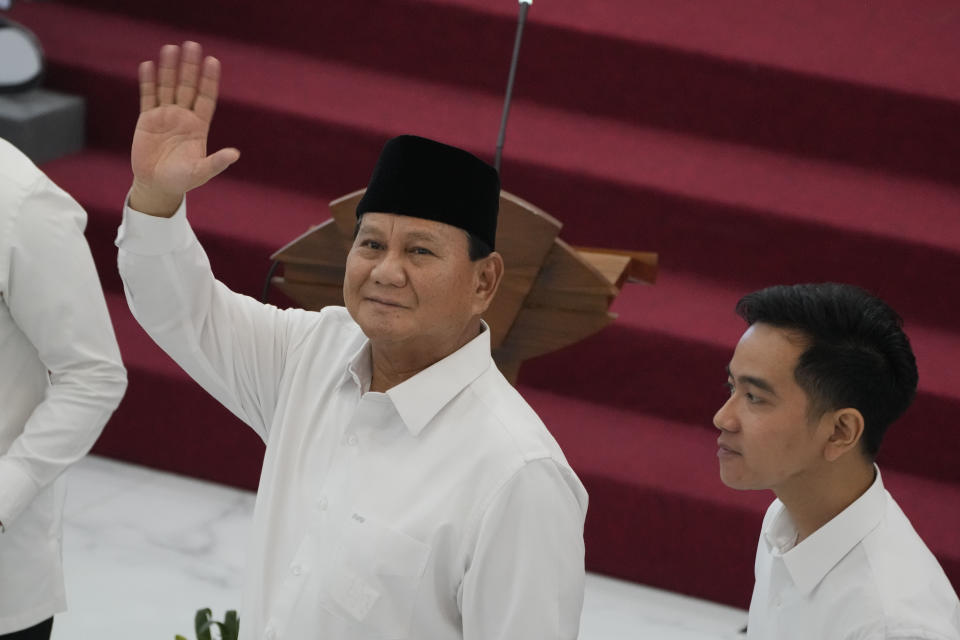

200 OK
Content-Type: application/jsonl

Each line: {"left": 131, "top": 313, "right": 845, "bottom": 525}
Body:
{"left": 459, "top": 458, "right": 588, "bottom": 640}
{"left": 0, "top": 175, "right": 127, "bottom": 527}
{"left": 115, "top": 196, "right": 306, "bottom": 440}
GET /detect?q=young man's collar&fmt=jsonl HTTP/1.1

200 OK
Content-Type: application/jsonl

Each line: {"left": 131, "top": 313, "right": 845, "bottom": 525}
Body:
{"left": 767, "top": 465, "right": 886, "bottom": 595}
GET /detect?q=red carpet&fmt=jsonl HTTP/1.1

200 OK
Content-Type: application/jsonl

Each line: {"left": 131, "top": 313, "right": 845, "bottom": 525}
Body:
{"left": 9, "top": 0, "right": 960, "bottom": 608}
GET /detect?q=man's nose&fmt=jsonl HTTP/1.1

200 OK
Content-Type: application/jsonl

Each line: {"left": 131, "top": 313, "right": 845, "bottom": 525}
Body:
{"left": 371, "top": 249, "right": 407, "bottom": 287}
{"left": 713, "top": 396, "right": 738, "bottom": 432}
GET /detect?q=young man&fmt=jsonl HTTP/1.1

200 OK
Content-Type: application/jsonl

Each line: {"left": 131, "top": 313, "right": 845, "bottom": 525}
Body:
{"left": 714, "top": 283, "right": 960, "bottom": 639}
{"left": 117, "top": 42, "right": 587, "bottom": 639}
{"left": 0, "top": 138, "right": 127, "bottom": 639}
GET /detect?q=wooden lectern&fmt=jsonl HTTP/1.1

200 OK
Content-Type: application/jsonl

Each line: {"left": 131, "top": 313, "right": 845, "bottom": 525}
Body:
{"left": 271, "top": 189, "right": 657, "bottom": 383}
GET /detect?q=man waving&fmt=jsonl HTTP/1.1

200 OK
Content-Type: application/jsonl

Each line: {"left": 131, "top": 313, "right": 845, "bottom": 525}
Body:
{"left": 117, "top": 42, "right": 587, "bottom": 640}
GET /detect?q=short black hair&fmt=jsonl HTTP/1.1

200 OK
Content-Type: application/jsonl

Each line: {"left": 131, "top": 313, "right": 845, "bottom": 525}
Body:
{"left": 735, "top": 283, "right": 918, "bottom": 458}
{"left": 353, "top": 215, "right": 492, "bottom": 261}
{"left": 466, "top": 233, "right": 493, "bottom": 261}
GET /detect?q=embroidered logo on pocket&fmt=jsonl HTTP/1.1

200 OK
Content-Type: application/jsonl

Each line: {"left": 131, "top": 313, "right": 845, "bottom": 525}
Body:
{"left": 333, "top": 569, "right": 380, "bottom": 621}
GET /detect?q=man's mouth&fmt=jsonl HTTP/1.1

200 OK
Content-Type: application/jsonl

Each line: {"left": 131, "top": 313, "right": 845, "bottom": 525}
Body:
{"left": 366, "top": 296, "right": 406, "bottom": 308}
{"left": 717, "top": 438, "right": 741, "bottom": 457}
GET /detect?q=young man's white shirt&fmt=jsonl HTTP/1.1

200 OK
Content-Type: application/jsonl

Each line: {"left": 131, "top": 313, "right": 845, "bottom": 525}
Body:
{"left": 116, "top": 199, "right": 588, "bottom": 640}
{"left": 0, "top": 138, "right": 127, "bottom": 633}
{"left": 748, "top": 466, "right": 960, "bottom": 640}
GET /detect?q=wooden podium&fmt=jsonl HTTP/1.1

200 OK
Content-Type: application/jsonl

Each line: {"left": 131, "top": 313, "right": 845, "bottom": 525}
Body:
{"left": 271, "top": 189, "right": 657, "bottom": 383}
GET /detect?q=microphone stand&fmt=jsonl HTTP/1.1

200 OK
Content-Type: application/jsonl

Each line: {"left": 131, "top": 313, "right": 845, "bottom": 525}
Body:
{"left": 494, "top": 0, "right": 532, "bottom": 174}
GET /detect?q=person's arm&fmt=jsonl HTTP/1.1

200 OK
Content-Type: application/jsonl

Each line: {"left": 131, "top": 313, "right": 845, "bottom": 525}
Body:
{"left": 459, "top": 459, "right": 588, "bottom": 639}
{"left": 117, "top": 199, "right": 303, "bottom": 438}
{"left": 117, "top": 41, "right": 305, "bottom": 438}
{"left": 0, "top": 175, "right": 127, "bottom": 530}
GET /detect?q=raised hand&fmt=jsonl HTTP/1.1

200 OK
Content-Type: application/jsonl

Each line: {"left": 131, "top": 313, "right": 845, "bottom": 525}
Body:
{"left": 129, "top": 42, "right": 240, "bottom": 217}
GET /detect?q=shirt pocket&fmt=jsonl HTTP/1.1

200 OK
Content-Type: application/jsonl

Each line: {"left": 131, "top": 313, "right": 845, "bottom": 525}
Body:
{"left": 320, "top": 514, "right": 431, "bottom": 639}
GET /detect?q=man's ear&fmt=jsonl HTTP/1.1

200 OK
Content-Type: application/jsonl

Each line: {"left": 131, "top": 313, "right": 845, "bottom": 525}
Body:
{"left": 473, "top": 252, "right": 504, "bottom": 313}
{"left": 823, "top": 408, "right": 865, "bottom": 462}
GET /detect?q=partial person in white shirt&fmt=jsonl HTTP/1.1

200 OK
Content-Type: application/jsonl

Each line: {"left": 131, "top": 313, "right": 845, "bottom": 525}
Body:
{"left": 0, "top": 137, "right": 127, "bottom": 639}
{"left": 714, "top": 283, "right": 960, "bottom": 640}
{"left": 115, "top": 42, "right": 588, "bottom": 640}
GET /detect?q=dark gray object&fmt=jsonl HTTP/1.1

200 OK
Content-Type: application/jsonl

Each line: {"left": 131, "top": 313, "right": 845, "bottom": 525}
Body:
{"left": 0, "top": 88, "right": 85, "bottom": 164}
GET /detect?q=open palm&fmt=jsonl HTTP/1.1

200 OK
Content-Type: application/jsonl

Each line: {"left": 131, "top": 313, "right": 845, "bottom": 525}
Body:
{"left": 130, "top": 42, "right": 239, "bottom": 216}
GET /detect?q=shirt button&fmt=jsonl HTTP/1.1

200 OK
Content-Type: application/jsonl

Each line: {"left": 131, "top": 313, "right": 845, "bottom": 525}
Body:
{"left": 291, "top": 563, "right": 303, "bottom": 576}
{"left": 265, "top": 626, "right": 277, "bottom": 640}
{"left": 346, "top": 434, "right": 358, "bottom": 446}
{"left": 317, "top": 497, "right": 328, "bottom": 511}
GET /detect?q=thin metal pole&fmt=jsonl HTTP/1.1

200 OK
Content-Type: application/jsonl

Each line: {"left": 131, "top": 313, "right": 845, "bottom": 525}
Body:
{"left": 494, "top": 0, "right": 532, "bottom": 174}
{"left": 260, "top": 259, "right": 280, "bottom": 303}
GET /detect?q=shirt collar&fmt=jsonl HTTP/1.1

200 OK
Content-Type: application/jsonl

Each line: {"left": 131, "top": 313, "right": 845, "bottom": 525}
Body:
{"left": 386, "top": 322, "right": 492, "bottom": 437}
{"left": 340, "top": 322, "right": 493, "bottom": 437}
{"left": 770, "top": 465, "right": 886, "bottom": 595}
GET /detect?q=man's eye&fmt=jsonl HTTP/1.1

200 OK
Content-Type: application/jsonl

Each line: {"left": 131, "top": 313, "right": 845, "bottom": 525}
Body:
{"left": 410, "top": 247, "right": 434, "bottom": 256}
{"left": 724, "top": 381, "right": 735, "bottom": 396}
{"left": 745, "top": 392, "right": 763, "bottom": 404}
{"left": 361, "top": 240, "right": 384, "bottom": 250}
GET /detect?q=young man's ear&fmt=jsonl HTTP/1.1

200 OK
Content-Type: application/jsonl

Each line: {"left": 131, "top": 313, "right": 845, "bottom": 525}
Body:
{"left": 823, "top": 408, "right": 865, "bottom": 462}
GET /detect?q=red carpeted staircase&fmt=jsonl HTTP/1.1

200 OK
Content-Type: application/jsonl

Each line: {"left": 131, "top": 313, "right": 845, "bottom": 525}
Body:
{"left": 9, "top": 0, "right": 960, "bottom": 608}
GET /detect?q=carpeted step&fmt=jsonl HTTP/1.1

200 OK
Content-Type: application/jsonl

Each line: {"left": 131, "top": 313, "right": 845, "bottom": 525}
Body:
{"left": 36, "top": 0, "right": 960, "bottom": 103}
{"left": 439, "top": 0, "right": 960, "bottom": 105}
{"left": 18, "top": 3, "right": 960, "bottom": 250}
{"left": 13, "top": 1, "right": 960, "bottom": 183}
{"left": 28, "top": 20, "right": 960, "bottom": 335}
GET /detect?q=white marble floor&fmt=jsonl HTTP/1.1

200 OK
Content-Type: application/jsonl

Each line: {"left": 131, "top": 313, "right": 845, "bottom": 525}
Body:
{"left": 51, "top": 456, "right": 748, "bottom": 639}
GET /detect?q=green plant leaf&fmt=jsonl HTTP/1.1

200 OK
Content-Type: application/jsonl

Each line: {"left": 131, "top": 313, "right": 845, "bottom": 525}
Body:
{"left": 181, "top": 606, "right": 239, "bottom": 640}
{"left": 222, "top": 611, "right": 240, "bottom": 640}
{"left": 194, "top": 608, "right": 214, "bottom": 640}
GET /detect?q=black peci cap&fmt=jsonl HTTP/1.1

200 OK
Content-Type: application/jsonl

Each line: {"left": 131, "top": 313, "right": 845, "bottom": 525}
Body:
{"left": 356, "top": 135, "right": 501, "bottom": 250}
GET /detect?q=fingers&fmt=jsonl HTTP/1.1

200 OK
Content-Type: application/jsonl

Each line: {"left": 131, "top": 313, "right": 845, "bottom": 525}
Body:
{"left": 175, "top": 41, "right": 202, "bottom": 108}
{"left": 194, "top": 147, "right": 241, "bottom": 185}
{"left": 138, "top": 60, "right": 156, "bottom": 113}
{"left": 141, "top": 42, "right": 222, "bottom": 118}
{"left": 157, "top": 44, "right": 179, "bottom": 105}
{"left": 193, "top": 56, "right": 222, "bottom": 123}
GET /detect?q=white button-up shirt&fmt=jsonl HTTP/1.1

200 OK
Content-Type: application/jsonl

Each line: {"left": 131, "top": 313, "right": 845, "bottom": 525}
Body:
{"left": 748, "top": 466, "right": 960, "bottom": 640}
{"left": 0, "top": 138, "right": 127, "bottom": 633}
{"left": 116, "top": 199, "right": 588, "bottom": 640}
